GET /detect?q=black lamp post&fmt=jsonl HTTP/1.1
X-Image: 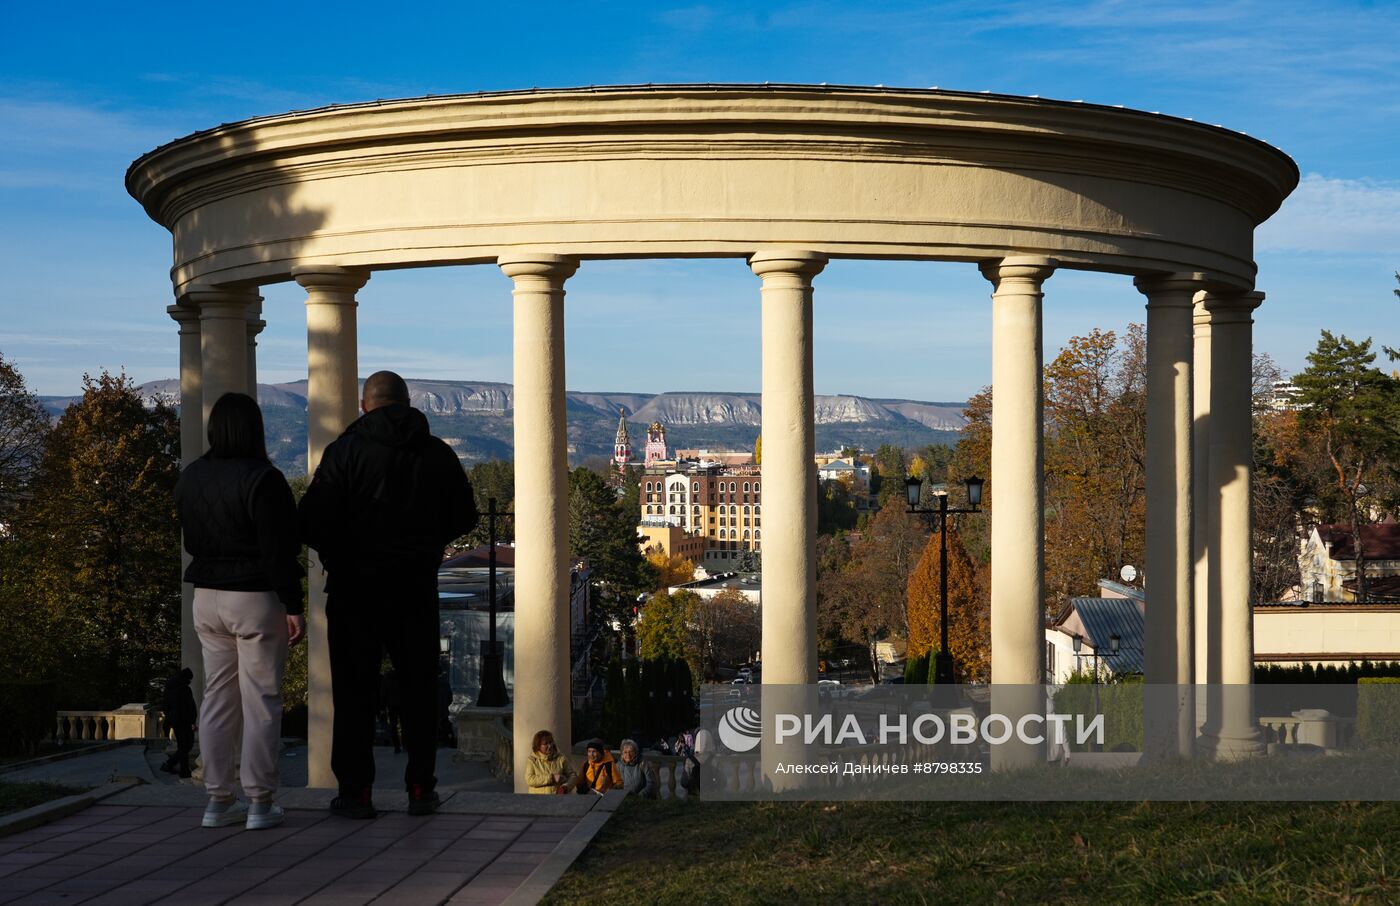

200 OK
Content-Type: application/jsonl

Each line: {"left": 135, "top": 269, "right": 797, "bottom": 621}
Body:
{"left": 1072, "top": 632, "right": 1120, "bottom": 743}
{"left": 477, "top": 497, "right": 511, "bottom": 708}
{"left": 905, "top": 476, "right": 984, "bottom": 690}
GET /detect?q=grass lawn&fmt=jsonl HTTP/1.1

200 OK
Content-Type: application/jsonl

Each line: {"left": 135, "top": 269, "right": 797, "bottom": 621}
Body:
{"left": 544, "top": 798, "right": 1396, "bottom": 904}
{"left": 0, "top": 781, "right": 83, "bottom": 817}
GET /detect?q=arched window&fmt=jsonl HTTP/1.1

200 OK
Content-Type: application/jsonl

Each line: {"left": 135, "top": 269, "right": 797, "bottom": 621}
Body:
{"left": 730, "top": 481, "right": 737, "bottom": 492}
{"left": 743, "top": 530, "right": 750, "bottom": 540}
{"left": 743, "top": 482, "right": 750, "bottom": 493}
{"left": 669, "top": 506, "right": 676, "bottom": 515}
{"left": 754, "top": 505, "right": 761, "bottom": 515}
{"left": 729, "top": 505, "right": 737, "bottom": 515}
{"left": 754, "top": 483, "right": 760, "bottom": 494}
{"left": 743, "top": 505, "right": 750, "bottom": 515}
{"left": 693, "top": 482, "right": 700, "bottom": 493}
{"left": 754, "top": 530, "right": 761, "bottom": 540}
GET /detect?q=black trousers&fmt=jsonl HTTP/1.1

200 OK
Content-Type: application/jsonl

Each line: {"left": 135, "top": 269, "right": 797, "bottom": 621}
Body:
{"left": 328, "top": 573, "right": 439, "bottom": 795}
{"left": 172, "top": 725, "right": 194, "bottom": 774}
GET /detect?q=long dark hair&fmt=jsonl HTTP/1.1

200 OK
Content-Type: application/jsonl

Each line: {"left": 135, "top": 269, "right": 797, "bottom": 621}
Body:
{"left": 206, "top": 392, "right": 269, "bottom": 461}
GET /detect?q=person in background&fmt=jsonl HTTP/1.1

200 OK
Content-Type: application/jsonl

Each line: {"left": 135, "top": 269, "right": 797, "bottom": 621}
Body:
{"left": 299, "top": 370, "right": 478, "bottom": 818}
{"left": 525, "top": 730, "right": 574, "bottom": 794}
{"left": 159, "top": 668, "right": 197, "bottom": 778}
{"left": 617, "top": 738, "right": 655, "bottom": 799}
{"left": 576, "top": 739, "right": 622, "bottom": 795}
{"left": 175, "top": 392, "right": 304, "bottom": 831}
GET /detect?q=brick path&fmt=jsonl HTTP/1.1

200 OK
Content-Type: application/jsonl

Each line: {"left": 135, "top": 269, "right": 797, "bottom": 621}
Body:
{"left": 0, "top": 802, "right": 583, "bottom": 905}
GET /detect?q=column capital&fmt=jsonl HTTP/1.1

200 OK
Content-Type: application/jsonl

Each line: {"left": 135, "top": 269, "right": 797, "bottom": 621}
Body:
{"left": 246, "top": 300, "right": 266, "bottom": 338}
{"left": 166, "top": 303, "right": 200, "bottom": 333}
{"left": 181, "top": 284, "right": 262, "bottom": 319}
{"left": 978, "top": 256, "right": 1057, "bottom": 289}
{"left": 1134, "top": 271, "right": 1213, "bottom": 305}
{"left": 748, "top": 250, "right": 828, "bottom": 281}
{"left": 497, "top": 253, "right": 579, "bottom": 282}
{"left": 292, "top": 265, "right": 370, "bottom": 294}
{"left": 1200, "top": 290, "right": 1264, "bottom": 324}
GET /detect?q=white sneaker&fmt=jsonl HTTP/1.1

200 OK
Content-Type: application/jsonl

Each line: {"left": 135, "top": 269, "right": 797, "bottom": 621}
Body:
{"left": 246, "top": 801, "right": 284, "bottom": 830}
{"left": 202, "top": 799, "right": 248, "bottom": 828}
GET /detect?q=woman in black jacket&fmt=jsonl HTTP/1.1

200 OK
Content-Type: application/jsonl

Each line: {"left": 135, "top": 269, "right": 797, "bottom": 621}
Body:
{"left": 175, "top": 392, "right": 304, "bottom": 830}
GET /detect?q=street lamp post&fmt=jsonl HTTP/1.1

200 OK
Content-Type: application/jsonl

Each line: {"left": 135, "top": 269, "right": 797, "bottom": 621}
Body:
{"left": 1071, "top": 632, "right": 1120, "bottom": 747}
{"left": 477, "top": 497, "right": 512, "bottom": 708}
{"left": 904, "top": 476, "right": 984, "bottom": 690}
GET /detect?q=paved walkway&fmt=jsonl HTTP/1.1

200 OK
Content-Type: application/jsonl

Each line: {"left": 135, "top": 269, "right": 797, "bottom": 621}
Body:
{"left": 0, "top": 745, "right": 613, "bottom": 905}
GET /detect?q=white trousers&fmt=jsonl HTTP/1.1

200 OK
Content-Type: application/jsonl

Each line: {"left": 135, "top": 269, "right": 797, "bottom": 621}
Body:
{"left": 194, "top": 588, "right": 288, "bottom": 801}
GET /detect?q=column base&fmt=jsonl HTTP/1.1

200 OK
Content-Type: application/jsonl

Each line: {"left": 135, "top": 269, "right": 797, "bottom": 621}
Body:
{"left": 1196, "top": 729, "right": 1266, "bottom": 761}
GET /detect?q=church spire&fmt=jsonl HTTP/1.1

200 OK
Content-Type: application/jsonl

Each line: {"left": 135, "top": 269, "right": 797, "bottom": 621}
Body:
{"left": 612, "top": 407, "right": 633, "bottom": 472}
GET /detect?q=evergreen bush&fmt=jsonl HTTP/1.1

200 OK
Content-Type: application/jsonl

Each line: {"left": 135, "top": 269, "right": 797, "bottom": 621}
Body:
{"left": 1357, "top": 678, "right": 1400, "bottom": 748}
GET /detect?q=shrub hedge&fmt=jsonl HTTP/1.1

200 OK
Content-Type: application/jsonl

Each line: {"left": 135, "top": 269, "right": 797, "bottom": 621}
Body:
{"left": 1357, "top": 678, "right": 1400, "bottom": 748}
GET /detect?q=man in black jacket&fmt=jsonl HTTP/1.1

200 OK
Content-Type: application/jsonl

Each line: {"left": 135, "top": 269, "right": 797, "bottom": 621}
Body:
{"left": 299, "top": 371, "right": 478, "bottom": 817}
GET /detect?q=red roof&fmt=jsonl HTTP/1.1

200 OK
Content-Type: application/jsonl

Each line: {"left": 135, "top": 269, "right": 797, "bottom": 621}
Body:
{"left": 1316, "top": 522, "right": 1400, "bottom": 560}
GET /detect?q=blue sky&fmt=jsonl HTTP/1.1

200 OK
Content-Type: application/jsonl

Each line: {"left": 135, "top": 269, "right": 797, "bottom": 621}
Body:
{"left": 1, "top": 1, "right": 1395, "bottom": 398}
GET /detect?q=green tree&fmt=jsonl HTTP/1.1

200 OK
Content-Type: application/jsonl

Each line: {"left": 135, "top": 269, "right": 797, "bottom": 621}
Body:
{"left": 5, "top": 372, "right": 180, "bottom": 706}
{"left": 455, "top": 459, "right": 514, "bottom": 551}
{"left": 817, "top": 475, "right": 858, "bottom": 535}
{"left": 636, "top": 589, "right": 696, "bottom": 663}
{"left": 1294, "top": 331, "right": 1400, "bottom": 600}
{"left": 602, "top": 657, "right": 627, "bottom": 743}
{"left": 0, "top": 351, "right": 50, "bottom": 521}
{"left": 570, "top": 466, "right": 656, "bottom": 628}
{"left": 872, "top": 443, "right": 909, "bottom": 507}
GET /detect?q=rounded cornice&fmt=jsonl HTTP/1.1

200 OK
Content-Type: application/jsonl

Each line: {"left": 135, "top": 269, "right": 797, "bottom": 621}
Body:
{"left": 126, "top": 84, "right": 1298, "bottom": 292}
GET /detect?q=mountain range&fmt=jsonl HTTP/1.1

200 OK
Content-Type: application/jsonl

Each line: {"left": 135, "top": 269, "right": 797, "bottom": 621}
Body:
{"left": 42, "top": 379, "right": 967, "bottom": 476}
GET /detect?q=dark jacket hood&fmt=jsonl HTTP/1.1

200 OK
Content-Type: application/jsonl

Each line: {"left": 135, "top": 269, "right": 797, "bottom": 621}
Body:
{"left": 350, "top": 404, "right": 430, "bottom": 448}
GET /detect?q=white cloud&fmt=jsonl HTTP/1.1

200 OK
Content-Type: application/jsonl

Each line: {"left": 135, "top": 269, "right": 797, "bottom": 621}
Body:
{"left": 1256, "top": 174, "right": 1400, "bottom": 256}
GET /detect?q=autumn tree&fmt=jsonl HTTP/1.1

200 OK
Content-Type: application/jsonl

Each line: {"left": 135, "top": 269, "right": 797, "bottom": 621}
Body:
{"left": 816, "top": 504, "right": 926, "bottom": 681}
{"left": 645, "top": 548, "right": 695, "bottom": 590}
{"left": 1040, "top": 326, "right": 1149, "bottom": 605}
{"left": 692, "top": 588, "right": 760, "bottom": 679}
{"left": 3, "top": 372, "right": 180, "bottom": 706}
{"left": 906, "top": 529, "right": 989, "bottom": 682}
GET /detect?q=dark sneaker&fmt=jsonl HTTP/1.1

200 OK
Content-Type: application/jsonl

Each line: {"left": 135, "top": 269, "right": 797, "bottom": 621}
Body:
{"left": 329, "top": 789, "right": 377, "bottom": 819}
{"left": 408, "top": 784, "right": 440, "bottom": 816}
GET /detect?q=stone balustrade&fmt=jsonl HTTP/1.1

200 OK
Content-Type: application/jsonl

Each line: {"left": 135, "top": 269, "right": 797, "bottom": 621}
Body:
{"left": 54, "top": 704, "right": 163, "bottom": 742}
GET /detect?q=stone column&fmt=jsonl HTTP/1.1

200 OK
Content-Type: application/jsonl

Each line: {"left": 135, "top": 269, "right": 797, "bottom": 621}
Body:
{"left": 167, "top": 302, "right": 204, "bottom": 700}
{"left": 1192, "top": 297, "right": 1215, "bottom": 737}
{"left": 751, "top": 251, "right": 825, "bottom": 790}
{"left": 498, "top": 253, "right": 577, "bottom": 791}
{"left": 751, "top": 251, "right": 826, "bottom": 685}
{"left": 294, "top": 265, "right": 369, "bottom": 789}
{"left": 1197, "top": 291, "right": 1266, "bottom": 760}
{"left": 186, "top": 286, "right": 259, "bottom": 435}
{"left": 1136, "top": 273, "right": 1203, "bottom": 759}
{"left": 246, "top": 299, "right": 266, "bottom": 398}
{"left": 980, "top": 256, "right": 1055, "bottom": 770}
